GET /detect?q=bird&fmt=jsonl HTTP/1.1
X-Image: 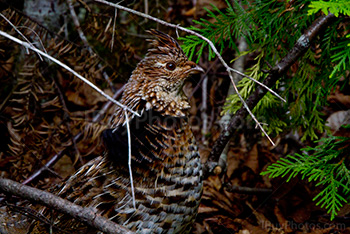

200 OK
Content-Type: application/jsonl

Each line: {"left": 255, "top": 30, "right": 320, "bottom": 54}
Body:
{"left": 25, "top": 29, "right": 204, "bottom": 233}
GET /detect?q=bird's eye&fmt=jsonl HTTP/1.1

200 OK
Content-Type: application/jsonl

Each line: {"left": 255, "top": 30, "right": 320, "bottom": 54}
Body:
{"left": 166, "top": 62, "right": 176, "bottom": 71}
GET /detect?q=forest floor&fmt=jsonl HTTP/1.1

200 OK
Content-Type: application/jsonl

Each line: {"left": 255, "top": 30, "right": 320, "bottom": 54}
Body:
{"left": 0, "top": 0, "right": 349, "bottom": 233}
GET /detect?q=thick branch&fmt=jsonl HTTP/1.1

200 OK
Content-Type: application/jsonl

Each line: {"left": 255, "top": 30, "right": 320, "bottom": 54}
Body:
{"left": 209, "top": 13, "right": 336, "bottom": 162}
{"left": 0, "top": 178, "right": 134, "bottom": 234}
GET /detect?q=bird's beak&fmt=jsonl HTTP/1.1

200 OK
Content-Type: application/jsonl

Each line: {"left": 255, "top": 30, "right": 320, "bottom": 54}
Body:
{"left": 186, "top": 64, "right": 205, "bottom": 75}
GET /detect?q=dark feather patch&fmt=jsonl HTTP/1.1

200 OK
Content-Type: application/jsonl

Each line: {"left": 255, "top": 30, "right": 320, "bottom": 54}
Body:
{"left": 103, "top": 110, "right": 183, "bottom": 166}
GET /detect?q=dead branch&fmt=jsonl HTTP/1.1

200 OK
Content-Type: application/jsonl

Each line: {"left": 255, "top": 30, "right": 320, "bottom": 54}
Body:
{"left": 0, "top": 178, "right": 134, "bottom": 234}
{"left": 201, "top": 74, "right": 209, "bottom": 145}
{"left": 225, "top": 185, "right": 273, "bottom": 195}
{"left": 216, "top": 37, "right": 248, "bottom": 175}
{"left": 67, "top": 0, "right": 116, "bottom": 92}
{"left": 67, "top": 0, "right": 90, "bottom": 49}
{"left": 209, "top": 13, "right": 336, "bottom": 164}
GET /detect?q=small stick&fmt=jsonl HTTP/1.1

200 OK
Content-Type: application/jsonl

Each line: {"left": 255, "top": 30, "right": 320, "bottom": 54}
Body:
{"left": 225, "top": 185, "right": 273, "bottom": 195}
{"left": 124, "top": 111, "right": 136, "bottom": 209}
{"left": 201, "top": 74, "right": 209, "bottom": 145}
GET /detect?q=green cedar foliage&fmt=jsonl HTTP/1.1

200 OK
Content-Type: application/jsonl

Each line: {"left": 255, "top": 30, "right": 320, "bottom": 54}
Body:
{"left": 180, "top": 0, "right": 349, "bottom": 140}
{"left": 180, "top": 0, "right": 350, "bottom": 220}
{"left": 262, "top": 131, "right": 350, "bottom": 220}
{"left": 308, "top": 0, "right": 350, "bottom": 17}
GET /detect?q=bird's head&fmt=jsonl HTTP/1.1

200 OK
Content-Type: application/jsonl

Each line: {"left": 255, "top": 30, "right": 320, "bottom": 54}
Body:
{"left": 139, "top": 29, "right": 204, "bottom": 92}
{"left": 120, "top": 29, "right": 204, "bottom": 119}
{"left": 112, "top": 30, "right": 204, "bottom": 127}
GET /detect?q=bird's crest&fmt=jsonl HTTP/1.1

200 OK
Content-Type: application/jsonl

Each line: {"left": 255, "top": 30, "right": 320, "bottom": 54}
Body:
{"left": 146, "top": 29, "right": 184, "bottom": 57}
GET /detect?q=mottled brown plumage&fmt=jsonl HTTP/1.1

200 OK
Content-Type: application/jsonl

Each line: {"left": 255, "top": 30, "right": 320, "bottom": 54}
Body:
{"left": 25, "top": 30, "right": 204, "bottom": 233}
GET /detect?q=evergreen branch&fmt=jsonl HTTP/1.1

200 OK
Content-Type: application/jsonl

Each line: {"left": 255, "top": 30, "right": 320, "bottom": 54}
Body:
{"left": 308, "top": 0, "right": 350, "bottom": 17}
{"left": 263, "top": 135, "right": 350, "bottom": 220}
{"left": 209, "top": 12, "right": 336, "bottom": 163}
{"left": 313, "top": 171, "right": 347, "bottom": 220}
{"left": 329, "top": 37, "right": 350, "bottom": 78}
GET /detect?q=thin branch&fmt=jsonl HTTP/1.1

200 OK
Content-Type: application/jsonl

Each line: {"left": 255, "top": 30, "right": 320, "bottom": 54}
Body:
{"left": 0, "top": 178, "right": 134, "bottom": 234}
{"left": 17, "top": 25, "right": 49, "bottom": 54}
{"left": 209, "top": 13, "right": 336, "bottom": 163}
{"left": 21, "top": 134, "right": 83, "bottom": 187}
{"left": 94, "top": 0, "right": 284, "bottom": 145}
{"left": 124, "top": 111, "right": 136, "bottom": 209}
{"left": 0, "top": 30, "right": 139, "bottom": 117}
{"left": 228, "top": 69, "right": 274, "bottom": 145}
{"left": 216, "top": 37, "right": 248, "bottom": 174}
{"left": 0, "top": 13, "right": 43, "bottom": 59}
{"left": 111, "top": 8, "right": 117, "bottom": 50}
{"left": 51, "top": 70, "right": 82, "bottom": 164}
{"left": 67, "top": 0, "right": 116, "bottom": 92}
{"left": 4, "top": 202, "right": 69, "bottom": 233}
{"left": 201, "top": 75, "right": 209, "bottom": 145}
{"left": 190, "top": 56, "right": 219, "bottom": 98}
{"left": 1, "top": 2, "right": 82, "bottom": 48}
{"left": 67, "top": 0, "right": 90, "bottom": 49}
{"left": 61, "top": 2, "right": 135, "bottom": 199}
{"left": 225, "top": 185, "right": 273, "bottom": 195}
{"left": 93, "top": 85, "right": 126, "bottom": 122}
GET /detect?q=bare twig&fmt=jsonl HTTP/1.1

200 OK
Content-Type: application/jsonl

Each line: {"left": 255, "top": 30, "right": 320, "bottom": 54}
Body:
{"left": 22, "top": 133, "right": 82, "bottom": 186}
{"left": 1, "top": 2, "right": 82, "bottom": 48}
{"left": 216, "top": 37, "right": 248, "bottom": 175}
{"left": 111, "top": 8, "right": 117, "bottom": 50}
{"left": 67, "top": 0, "right": 116, "bottom": 92}
{"left": 65, "top": 4, "right": 136, "bottom": 201}
{"left": 0, "top": 30, "right": 139, "bottom": 117}
{"left": 67, "top": 0, "right": 90, "bottom": 49}
{"left": 93, "top": 85, "right": 126, "bottom": 122}
{"left": 4, "top": 202, "right": 69, "bottom": 233}
{"left": 201, "top": 75, "right": 209, "bottom": 145}
{"left": 17, "top": 26, "right": 48, "bottom": 53}
{"left": 209, "top": 13, "right": 336, "bottom": 163}
{"left": 0, "top": 178, "right": 134, "bottom": 234}
{"left": 225, "top": 185, "right": 273, "bottom": 195}
{"left": 94, "top": 0, "right": 285, "bottom": 145}
{"left": 190, "top": 57, "right": 219, "bottom": 98}
{"left": 0, "top": 13, "right": 44, "bottom": 59}
{"left": 124, "top": 111, "right": 136, "bottom": 209}
{"left": 51, "top": 70, "right": 82, "bottom": 164}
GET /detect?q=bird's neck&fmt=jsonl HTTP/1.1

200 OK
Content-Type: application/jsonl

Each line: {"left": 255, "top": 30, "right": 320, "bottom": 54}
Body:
{"left": 142, "top": 80, "right": 190, "bottom": 116}
{"left": 112, "top": 75, "right": 190, "bottom": 127}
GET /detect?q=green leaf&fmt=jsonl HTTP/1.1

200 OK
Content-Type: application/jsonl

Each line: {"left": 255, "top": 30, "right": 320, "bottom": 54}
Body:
{"left": 308, "top": 0, "right": 350, "bottom": 17}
